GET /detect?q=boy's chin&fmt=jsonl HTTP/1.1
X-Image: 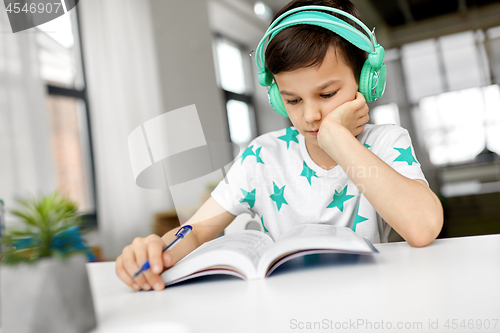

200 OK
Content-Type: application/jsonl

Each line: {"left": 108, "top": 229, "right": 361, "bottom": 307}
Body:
{"left": 304, "top": 136, "right": 320, "bottom": 147}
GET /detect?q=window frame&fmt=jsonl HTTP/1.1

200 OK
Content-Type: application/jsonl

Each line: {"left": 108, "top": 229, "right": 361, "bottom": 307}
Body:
{"left": 213, "top": 33, "right": 260, "bottom": 156}
{"left": 44, "top": 7, "right": 97, "bottom": 228}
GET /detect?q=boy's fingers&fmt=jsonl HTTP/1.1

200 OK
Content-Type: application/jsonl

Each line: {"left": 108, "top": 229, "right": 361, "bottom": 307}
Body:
{"left": 164, "top": 249, "right": 182, "bottom": 269}
{"left": 356, "top": 124, "right": 365, "bottom": 136}
{"left": 132, "top": 239, "right": 157, "bottom": 290}
{"left": 337, "top": 92, "right": 366, "bottom": 114}
{"left": 359, "top": 102, "right": 369, "bottom": 112}
{"left": 144, "top": 236, "right": 167, "bottom": 291}
{"left": 141, "top": 269, "right": 165, "bottom": 291}
{"left": 163, "top": 251, "right": 172, "bottom": 268}
{"left": 358, "top": 113, "right": 370, "bottom": 125}
{"left": 146, "top": 235, "right": 165, "bottom": 274}
{"left": 123, "top": 245, "right": 149, "bottom": 290}
{"left": 116, "top": 255, "right": 139, "bottom": 291}
{"left": 354, "top": 104, "right": 369, "bottom": 121}
{"left": 356, "top": 91, "right": 366, "bottom": 103}
{"left": 348, "top": 92, "right": 367, "bottom": 111}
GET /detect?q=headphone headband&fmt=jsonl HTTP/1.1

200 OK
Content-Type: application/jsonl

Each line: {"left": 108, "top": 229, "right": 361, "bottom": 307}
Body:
{"left": 254, "top": 5, "right": 383, "bottom": 82}
{"left": 268, "top": 5, "right": 374, "bottom": 37}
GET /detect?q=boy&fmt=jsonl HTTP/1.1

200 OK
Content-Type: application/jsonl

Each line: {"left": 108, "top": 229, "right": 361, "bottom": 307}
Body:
{"left": 116, "top": 0, "right": 443, "bottom": 292}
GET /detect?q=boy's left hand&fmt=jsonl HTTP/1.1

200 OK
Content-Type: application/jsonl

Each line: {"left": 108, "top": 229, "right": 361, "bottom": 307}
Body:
{"left": 317, "top": 92, "right": 369, "bottom": 149}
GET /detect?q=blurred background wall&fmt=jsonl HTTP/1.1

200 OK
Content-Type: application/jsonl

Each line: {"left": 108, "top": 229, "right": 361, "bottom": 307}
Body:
{"left": 1, "top": 0, "right": 500, "bottom": 259}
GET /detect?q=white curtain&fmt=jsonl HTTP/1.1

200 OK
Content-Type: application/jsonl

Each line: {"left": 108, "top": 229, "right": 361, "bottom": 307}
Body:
{"left": 0, "top": 9, "right": 57, "bottom": 225}
{"left": 78, "top": 0, "right": 172, "bottom": 259}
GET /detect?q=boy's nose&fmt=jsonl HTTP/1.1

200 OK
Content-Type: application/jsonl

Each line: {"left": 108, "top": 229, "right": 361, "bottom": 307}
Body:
{"left": 303, "top": 103, "right": 322, "bottom": 123}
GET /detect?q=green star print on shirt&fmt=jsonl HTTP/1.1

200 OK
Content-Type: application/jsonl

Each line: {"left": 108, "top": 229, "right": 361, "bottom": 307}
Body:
{"left": 270, "top": 182, "right": 288, "bottom": 211}
{"left": 277, "top": 127, "right": 299, "bottom": 149}
{"left": 300, "top": 161, "right": 319, "bottom": 185}
{"left": 255, "top": 146, "right": 264, "bottom": 164}
{"left": 352, "top": 203, "right": 368, "bottom": 231}
{"left": 239, "top": 188, "right": 256, "bottom": 208}
{"left": 240, "top": 146, "right": 256, "bottom": 164}
{"left": 241, "top": 145, "right": 265, "bottom": 164}
{"left": 326, "top": 185, "right": 354, "bottom": 212}
{"left": 393, "top": 146, "right": 417, "bottom": 165}
{"left": 261, "top": 216, "right": 269, "bottom": 233}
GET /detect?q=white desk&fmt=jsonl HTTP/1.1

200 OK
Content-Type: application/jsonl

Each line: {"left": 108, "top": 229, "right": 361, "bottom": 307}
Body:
{"left": 87, "top": 234, "right": 500, "bottom": 333}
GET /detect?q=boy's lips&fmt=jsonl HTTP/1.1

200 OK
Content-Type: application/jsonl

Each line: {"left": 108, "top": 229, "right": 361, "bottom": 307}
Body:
{"left": 307, "top": 130, "right": 319, "bottom": 137}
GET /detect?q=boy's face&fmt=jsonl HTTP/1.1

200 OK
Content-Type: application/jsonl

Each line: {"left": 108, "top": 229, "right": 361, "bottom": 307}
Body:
{"left": 274, "top": 45, "right": 359, "bottom": 148}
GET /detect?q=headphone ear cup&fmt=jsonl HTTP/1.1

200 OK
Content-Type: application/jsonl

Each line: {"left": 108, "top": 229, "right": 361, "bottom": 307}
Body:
{"left": 268, "top": 83, "right": 289, "bottom": 118}
{"left": 358, "top": 60, "right": 373, "bottom": 102}
{"left": 375, "top": 63, "right": 387, "bottom": 100}
{"left": 358, "top": 60, "right": 387, "bottom": 102}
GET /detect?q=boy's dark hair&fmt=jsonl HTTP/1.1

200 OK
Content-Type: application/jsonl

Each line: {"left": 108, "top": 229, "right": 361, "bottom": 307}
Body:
{"left": 265, "top": 0, "right": 367, "bottom": 83}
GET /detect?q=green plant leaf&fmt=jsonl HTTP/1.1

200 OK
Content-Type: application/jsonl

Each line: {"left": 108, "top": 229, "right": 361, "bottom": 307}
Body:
{"left": 8, "top": 230, "right": 38, "bottom": 237}
{"left": 1, "top": 191, "right": 86, "bottom": 266}
{"left": 53, "top": 220, "right": 79, "bottom": 235}
{"left": 10, "top": 210, "right": 39, "bottom": 228}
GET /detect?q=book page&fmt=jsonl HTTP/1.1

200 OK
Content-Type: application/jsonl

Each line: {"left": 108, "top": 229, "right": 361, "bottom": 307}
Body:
{"left": 162, "top": 230, "right": 274, "bottom": 284}
{"left": 256, "top": 225, "right": 374, "bottom": 277}
{"left": 185, "top": 230, "right": 274, "bottom": 266}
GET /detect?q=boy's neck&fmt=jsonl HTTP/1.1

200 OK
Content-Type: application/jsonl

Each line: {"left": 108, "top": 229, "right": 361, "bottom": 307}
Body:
{"left": 305, "top": 139, "right": 338, "bottom": 171}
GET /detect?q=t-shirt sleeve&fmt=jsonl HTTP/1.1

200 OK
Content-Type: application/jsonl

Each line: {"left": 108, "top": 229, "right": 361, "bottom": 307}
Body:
{"left": 210, "top": 143, "right": 258, "bottom": 218}
{"left": 377, "top": 126, "right": 429, "bottom": 186}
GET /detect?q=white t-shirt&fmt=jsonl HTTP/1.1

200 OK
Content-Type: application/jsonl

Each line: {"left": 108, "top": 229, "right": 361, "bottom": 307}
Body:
{"left": 211, "top": 124, "right": 428, "bottom": 243}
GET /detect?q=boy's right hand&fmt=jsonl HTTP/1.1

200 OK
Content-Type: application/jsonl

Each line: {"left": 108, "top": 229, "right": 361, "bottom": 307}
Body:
{"left": 115, "top": 234, "right": 169, "bottom": 291}
{"left": 115, "top": 197, "right": 236, "bottom": 292}
{"left": 319, "top": 91, "right": 369, "bottom": 141}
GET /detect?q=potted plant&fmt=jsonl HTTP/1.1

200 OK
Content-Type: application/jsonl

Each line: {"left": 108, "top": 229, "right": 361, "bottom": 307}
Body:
{"left": 0, "top": 191, "right": 97, "bottom": 333}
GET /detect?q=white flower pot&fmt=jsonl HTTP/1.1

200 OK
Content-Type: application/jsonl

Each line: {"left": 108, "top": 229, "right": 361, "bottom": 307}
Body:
{"left": 1, "top": 254, "right": 96, "bottom": 333}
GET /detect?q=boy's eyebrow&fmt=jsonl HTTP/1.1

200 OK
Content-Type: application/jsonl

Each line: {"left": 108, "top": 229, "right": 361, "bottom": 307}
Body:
{"left": 316, "top": 79, "right": 340, "bottom": 90}
{"left": 280, "top": 80, "right": 341, "bottom": 96}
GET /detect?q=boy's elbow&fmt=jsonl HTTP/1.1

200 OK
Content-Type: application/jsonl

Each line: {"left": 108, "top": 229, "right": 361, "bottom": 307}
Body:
{"left": 407, "top": 212, "right": 444, "bottom": 248}
{"left": 407, "top": 233, "right": 436, "bottom": 248}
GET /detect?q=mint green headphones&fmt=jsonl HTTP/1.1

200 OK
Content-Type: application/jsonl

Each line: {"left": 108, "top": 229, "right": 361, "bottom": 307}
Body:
{"left": 253, "top": 5, "right": 387, "bottom": 118}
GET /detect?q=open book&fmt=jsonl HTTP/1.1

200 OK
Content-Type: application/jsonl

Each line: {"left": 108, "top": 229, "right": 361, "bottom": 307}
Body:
{"left": 161, "top": 224, "right": 378, "bottom": 286}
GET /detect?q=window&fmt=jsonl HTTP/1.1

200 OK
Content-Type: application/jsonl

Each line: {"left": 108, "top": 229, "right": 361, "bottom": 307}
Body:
{"left": 226, "top": 100, "right": 252, "bottom": 144}
{"left": 401, "top": 39, "right": 445, "bottom": 103}
{"left": 413, "top": 85, "right": 500, "bottom": 165}
{"left": 439, "top": 31, "right": 490, "bottom": 91}
{"left": 401, "top": 30, "right": 491, "bottom": 103}
{"left": 371, "top": 103, "right": 401, "bottom": 126}
{"left": 214, "top": 36, "right": 258, "bottom": 157}
{"left": 401, "top": 27, "right": 500, "bottom": 166}
{"left": 216, "top": 40, "right": 246, "bottom": 94}
{"left": 36, "top": 9, "right": 96, "bottom": 225}
{"left": 487, "top": 25, "right": 500, "bottom": 87}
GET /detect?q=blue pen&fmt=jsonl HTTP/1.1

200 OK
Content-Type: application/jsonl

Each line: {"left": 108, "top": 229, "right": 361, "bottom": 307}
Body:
{"left": 132, "top": 225, "right": 192, "bottom": 280}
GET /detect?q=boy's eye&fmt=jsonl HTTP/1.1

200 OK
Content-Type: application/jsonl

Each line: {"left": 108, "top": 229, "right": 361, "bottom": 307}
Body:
{"left": 321, "top": 91, "right": 338, "bottom": 99}
{"left": 286, "top": 98, "right": 301, "bottom": 105}
{"left": 285, "top": 91, "right": 337, "bottom": 105}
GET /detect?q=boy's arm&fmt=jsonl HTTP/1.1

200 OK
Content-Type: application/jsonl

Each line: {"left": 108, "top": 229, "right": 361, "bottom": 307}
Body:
{"left": 318, "top": 95, "right": 443, "bottom": 247}
{"left": 116, "top": 196, "right": 236, "bottom": 291}
{"left": 160, "top": 196, "right": 236, "bottom": 268}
